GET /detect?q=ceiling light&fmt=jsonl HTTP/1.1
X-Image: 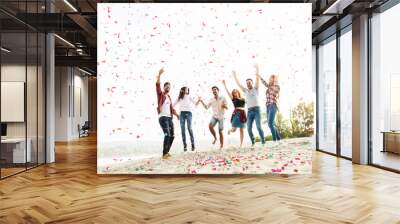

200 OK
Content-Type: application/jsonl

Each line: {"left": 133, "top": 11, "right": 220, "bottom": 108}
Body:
{"left": 63, "top": 0, "right": 78, "bottom": 12}
{"left": 1, "top": 47, "right": 11, "bottom": 53}
{"left": 322, "top": 0, "right": 355, "bottom": 15}
{"left": 78, "top": 67, "right": 93, "bottom": 76}
{"left": 54, "top": 34, "right": 75, "bottom": 48}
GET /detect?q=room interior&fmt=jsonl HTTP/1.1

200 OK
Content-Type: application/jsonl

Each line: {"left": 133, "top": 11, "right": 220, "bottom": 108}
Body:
{"left": 0, "top": 0, "right": 400, "bottom": 222}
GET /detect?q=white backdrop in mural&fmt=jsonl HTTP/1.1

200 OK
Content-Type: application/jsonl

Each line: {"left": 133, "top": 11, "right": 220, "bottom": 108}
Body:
{"left": 98, "top": 3, "right": 312, "bottom": 174}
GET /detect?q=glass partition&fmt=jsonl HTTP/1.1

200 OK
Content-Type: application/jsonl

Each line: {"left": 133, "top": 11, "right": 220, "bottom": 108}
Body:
{"left": 339, "top": 27, "right": 352, "bottom": 158}
{"left": 27, "top": 31, "right": 38, "bottom": 169}
{"left": 0, "top": 1, "right": 46, "bottom": 179}
{"left": 38, "top": 32, "right": 45, "bottom": 165}
{"left": 317, "top": 35, "right": 337, "bottom": 154}
{"left": 371, "top": 3, "right": 400, "bottom": 171}
{"left": 1, "top": 31, "right": 28, "bottom": 177}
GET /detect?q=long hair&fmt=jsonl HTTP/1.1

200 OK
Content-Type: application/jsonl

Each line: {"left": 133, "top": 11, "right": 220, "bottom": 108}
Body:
{"left": 178, "top": 87, "right": 188, "bottom": 101}
{"left": 269, "top": 75, "right": 278, "bottom": 86}
{"left": 232, "top": 89, "right": 241, "bottom": 100}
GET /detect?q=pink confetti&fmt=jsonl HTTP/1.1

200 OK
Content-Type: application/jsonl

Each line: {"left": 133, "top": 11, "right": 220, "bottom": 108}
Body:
{"left": 271, "top": 168, "right": 282, "bottom": 173}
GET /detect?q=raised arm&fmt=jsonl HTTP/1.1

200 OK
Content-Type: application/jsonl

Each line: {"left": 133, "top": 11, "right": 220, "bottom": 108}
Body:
{"left": 233, "top": 71, "right": 246, "bottom": 92}
{"left": 156, "top": 68, "right": 164, "bottom": 84}
{"left": 255, "top": 64, "right": 260, "bottom": 89}
{"left": 222, "top": 80, "right": 233, "bottom": 100}
{"left": 257, "top": 73, "right": 268, "bottom": 88}
{"left": 156, "top": 68, "right": 164, "bottom": 97}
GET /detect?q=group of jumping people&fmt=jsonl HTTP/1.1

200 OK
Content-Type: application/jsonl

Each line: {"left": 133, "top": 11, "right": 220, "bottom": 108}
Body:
{"left": 155, "top": 64, "right": 281, "bottom": 159}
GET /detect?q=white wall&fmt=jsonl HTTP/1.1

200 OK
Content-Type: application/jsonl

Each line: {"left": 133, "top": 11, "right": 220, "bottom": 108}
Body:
{"left": 55, "top": 66, "right": 69, "bottom": 141}
{"left": 55, "top": 67, "right": 89, "bottom": 141}
{"left": 71, "top": 72, "right": 89, "bottom": 138}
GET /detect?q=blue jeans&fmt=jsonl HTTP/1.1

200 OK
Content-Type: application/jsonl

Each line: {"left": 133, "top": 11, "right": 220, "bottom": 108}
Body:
{"left": 180, "top": 111, "right": 195, "bottom": 148}
{"left": 159, "top": 116, "right": 174, "bottom": 155}
{"left": 247, "top": 106, "right": 265, "bottom": 144}
{"left": 267, "top": 103, "right": 281, "bottom": 141}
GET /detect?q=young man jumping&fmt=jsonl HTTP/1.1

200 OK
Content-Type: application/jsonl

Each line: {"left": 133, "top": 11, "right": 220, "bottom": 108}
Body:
{"left": 199, "top": 86, "right": 228, "bottom": 150}
{"left": 156, "top": 68, "right": 179, "bottom": 159}
{"left": 233, "top": 64, "right": 265, "bottom": 148}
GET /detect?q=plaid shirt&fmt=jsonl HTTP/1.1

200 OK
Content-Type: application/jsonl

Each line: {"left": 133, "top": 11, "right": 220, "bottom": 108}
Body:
{"left": 261, "top": 79, "right": 280, "bottom": 106}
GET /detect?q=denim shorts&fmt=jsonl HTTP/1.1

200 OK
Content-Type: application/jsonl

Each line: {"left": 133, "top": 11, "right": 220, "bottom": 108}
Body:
{"left": 209, "top": 117, "right": 224, "bottom": 131}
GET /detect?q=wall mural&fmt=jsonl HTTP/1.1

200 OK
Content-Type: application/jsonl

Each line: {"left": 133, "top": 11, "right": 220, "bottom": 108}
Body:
{"left": 98, "top": 3, "right": 313, "bottom": 174}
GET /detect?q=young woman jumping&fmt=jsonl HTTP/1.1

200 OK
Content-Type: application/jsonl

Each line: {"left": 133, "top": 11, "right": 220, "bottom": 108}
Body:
{"left": 222, "top": 80, "right": 247, "bottom": 148}
{"left": 173, "top": 87, "right": 200, "bottom": 152}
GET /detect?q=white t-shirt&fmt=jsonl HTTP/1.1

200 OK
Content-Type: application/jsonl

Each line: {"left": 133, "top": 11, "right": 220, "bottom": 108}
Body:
{"left": 159, "top": 96, "right": 172, "bottom": 117}
{"left": 244, "top": 87, "right": 259, "bottom": 108}
{"left": 174, "top": 95, "right": 196, "bottom": 112}
{"left": 207, "top": 96, "right": 227, "bottom": 120}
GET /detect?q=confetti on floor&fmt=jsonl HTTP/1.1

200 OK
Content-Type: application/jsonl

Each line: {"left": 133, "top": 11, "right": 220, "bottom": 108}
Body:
{"left": 99, "top": 138, "right": 312, "bottom": 174}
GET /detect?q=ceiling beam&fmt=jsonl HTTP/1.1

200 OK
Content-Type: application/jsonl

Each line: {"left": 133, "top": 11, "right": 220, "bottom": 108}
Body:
{"left": 55, "top": 55, "right": 96, "bottom": 69}
{"left": 67, "top": 13, "right": 97, "bottom": 46}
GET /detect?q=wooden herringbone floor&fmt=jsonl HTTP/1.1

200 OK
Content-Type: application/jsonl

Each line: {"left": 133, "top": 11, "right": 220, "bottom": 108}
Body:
{"left": 1, "top": 135, "right": 400, "bottom": 224}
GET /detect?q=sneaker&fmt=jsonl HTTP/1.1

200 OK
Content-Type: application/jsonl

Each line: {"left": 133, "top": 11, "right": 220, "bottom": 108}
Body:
{"left": 162, "top": 154, "right": 169, "bottom": 159}
{"left": 191, "top": 145, "right": 195, "bottom": 151}
{"left": 184, "top": 148, "right": 187, "bottom": 152}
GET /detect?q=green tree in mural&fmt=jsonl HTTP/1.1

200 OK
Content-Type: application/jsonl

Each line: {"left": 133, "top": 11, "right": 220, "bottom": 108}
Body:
{"left": 259, "top": 101, "right": 314, "bottom": 141}
{"left": 290, "top": 102, "right": 314, "bottom": 137}
{"left": 276, "top": 112, "right": 292, "bottom": 139}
